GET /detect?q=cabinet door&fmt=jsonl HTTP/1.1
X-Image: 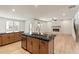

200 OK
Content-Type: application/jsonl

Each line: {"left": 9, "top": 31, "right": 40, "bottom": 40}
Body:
{"left": 16, "top": 32, "right": 22, "bottom": 41}
{"left": 0, "top": 36, "right": 2, "bottom": 45}
{"left": 9, "top": 33, "right": 15, "bottom": 43}
{"left": 40, "top": 40, "right": 48, "bottom": 54}
{"left": 2, "top": 34, "right": 10, "bottom": 45}
{"left": 27, "top": 37, "right": 33, "bottom": 53}
{"left": 14, "top": 32, "right": 22, "bottom": 41}
{"left": 32, "top": 38, "right": 39, "bottom": 54}
{"left": 21, "top": 36, "right": 27, "bottom": 49}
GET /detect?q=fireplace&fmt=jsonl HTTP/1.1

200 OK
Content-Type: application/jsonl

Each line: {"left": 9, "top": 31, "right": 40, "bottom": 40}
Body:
{"left": 52, "top": 26, "right": 61, "bottom": 32}
{"left": 53, "top": 29, "right": 60, "bottom": 32}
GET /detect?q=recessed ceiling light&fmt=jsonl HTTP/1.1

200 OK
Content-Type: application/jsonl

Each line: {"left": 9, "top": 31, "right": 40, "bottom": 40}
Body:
{"left": 34, "top": 5, "right": 38, "bottom": 8}
{"left": 62, "top": 13, "right": 66, "bottom": 16}
{"left": 12, "top": 9, "right": 15, "bottom": 12}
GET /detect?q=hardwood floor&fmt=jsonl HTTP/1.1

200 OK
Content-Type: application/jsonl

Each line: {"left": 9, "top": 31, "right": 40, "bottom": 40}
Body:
{"left": 0, "top": 41, "right": 30, "bottom": 54}
{"left": 54, "top": 34, "right": 79, "bottom": 54}
{"left": 74, "top": 42, "right": 79, "bottom": 54}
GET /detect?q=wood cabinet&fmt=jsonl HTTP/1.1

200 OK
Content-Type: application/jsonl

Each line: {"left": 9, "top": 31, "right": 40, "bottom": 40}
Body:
{"left": 32, "top": 38, "right": 39, "bottom": 54}
{"left": 0, "top": 36, "right": 2, "bottom": 45}
{"left": 39, "top": 40, "right": 48, "bottom": 54}
{"left": 14, "top": 32, "right": 22, "bottom": 41}
{"left": 0, "top": 32, "right": 22, "bottom": 46}
{"left": 26, "top": 37, "right": 40, "bottom": 53}
{"left": 2, "top": 34, "right": 10, "bottom": 45}
{"left": 9, "top": 33, "right": 15, "bottom": 43}
{"left": 40, "top": 39, "right": 54, "bottom": 54}
{"left": 21, "top": 36, "right": 27, "bottom": 49}
{"left": 27, "top": 37, "right": 33, "bottom": 53}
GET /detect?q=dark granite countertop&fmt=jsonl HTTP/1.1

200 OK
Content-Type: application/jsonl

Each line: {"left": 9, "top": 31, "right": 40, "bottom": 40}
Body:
{"left": 22, "top": 33, "right": 56, "bottom": 41}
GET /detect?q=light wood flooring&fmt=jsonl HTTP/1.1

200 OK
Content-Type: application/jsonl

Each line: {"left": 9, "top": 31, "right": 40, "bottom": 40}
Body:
{"left": 54, "top": 34, "right": 79, "bottom": 54}
{"left": 0, "top": 41, "right": 30, "bottom": 54}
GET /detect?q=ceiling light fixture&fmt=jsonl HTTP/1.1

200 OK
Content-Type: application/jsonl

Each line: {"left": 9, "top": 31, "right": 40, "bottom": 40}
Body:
{"left": 12, "top": 9, "right": 15, "bottom": 12}
{"left": 34, "top": 5, "right": 38, "bottom": 8}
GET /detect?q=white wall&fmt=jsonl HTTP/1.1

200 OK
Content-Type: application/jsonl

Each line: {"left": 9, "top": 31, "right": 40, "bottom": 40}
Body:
{"left": 24, "top": 20, "right": 32, "bottom": 33}
{"left": 60, "top": 20, "right": 76, "bottom": 40}
{"left": 61, "top": 20, "right": 72, "bottom": 34}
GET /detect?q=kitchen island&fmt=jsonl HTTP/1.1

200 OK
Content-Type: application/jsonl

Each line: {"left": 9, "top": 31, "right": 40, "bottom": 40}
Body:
{"left": 21, "top": 33, "right": 55, "bottom": 54}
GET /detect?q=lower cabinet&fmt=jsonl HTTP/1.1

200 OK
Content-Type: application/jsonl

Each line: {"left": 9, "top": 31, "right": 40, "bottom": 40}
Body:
{"left": 14, "top": 32, "right": 22, "bottom": 41}
{"left": 0, "top": 36, "right": 2, "bottom": 45}
{"left": 2, "top": 34, "right": 10, "bottom": 45}
{"left": 26, "top": 37, "right": 40, "bottom": 53}
{"left": 21, "top": 36, "right": 27, "bottom": 49}
{"left": 27, "top": 37, "right": 33, "bottom": 53}
{"left": 32, "top": 38, "right": 39, "bottom": 54}
{"left": 39, "top": 40, "right": 48, "bottom": 54}
{"left": 9, "top": 33, "right": 15, "bottom": 43}
{"left": 0, "top": 32, "right": 22, "bottom": 46}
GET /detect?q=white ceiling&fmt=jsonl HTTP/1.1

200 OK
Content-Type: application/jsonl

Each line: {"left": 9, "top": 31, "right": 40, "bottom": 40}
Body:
{"left": 0, "top": 5, "right": 79, "bottom": 20}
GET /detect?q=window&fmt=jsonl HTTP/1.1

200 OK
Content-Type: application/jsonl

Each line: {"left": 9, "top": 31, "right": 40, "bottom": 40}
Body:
{"left": 6, "top": 20, "right": 20, "bottom": 33}
{"left": 6, "top": 20, "right": 14, "bottom": 33}
{"left": 14, "top": 21, "right": 20, "bottom": 32}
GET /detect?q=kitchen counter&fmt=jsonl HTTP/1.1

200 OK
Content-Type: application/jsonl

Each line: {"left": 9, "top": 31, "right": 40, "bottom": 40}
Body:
{"left": 22, "top": 33, "right": 56, "bottom": 41}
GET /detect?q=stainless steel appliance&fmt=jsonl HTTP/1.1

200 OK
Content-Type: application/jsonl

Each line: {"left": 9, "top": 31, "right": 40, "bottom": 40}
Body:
{"left": 74, "top": 23, "right": 79, "bottom": 41}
